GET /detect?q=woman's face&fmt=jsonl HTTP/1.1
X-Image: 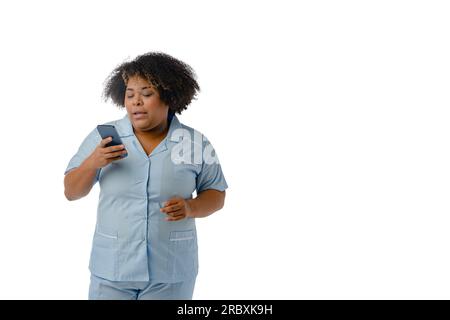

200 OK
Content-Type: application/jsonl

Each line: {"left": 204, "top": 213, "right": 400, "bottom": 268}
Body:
{"left": 124, "top": 75, "right": 169, "bottom": 133}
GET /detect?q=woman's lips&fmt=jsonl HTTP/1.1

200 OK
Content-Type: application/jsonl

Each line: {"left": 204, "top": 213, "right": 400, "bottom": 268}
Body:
{"left": 132, "top": 112, "right": 148, "bottom": 119}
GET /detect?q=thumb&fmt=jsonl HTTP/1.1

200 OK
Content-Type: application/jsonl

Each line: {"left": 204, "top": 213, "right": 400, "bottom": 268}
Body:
{"left": 99, "top": 136, "right": 112, "bottom": 147}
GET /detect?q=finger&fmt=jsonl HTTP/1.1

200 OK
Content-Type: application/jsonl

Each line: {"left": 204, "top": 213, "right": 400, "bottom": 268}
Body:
{"left": 100, "top": 137, "right": 113, "bottom": 147}
{"left": 106, "top": 156, "right": 124, "bottom": 164}
{"left": 104, "top": 149, "right": 128, "bottom": 159}
{"left": 105, "top": 144, "right": 126, "bottom": 152}
{"left": 112, "top": 154, "right": 127, "bottom": 160}
{"left": 163, "top": 198, "right": 181, "bottom": 207}
{"left": 160, "top": 203, "right": 181, "bottom": 213}
{"left": 166, "top": 209, "right": 183, "bottom": 217}
{"left": 104, "top": 149, "right": 128, "bottom": 158}
{"left": 165, "top": 214, "right": 186, "bottom": 222}
{"left": 166, "top": 218, "right": 184, "bottom": 222}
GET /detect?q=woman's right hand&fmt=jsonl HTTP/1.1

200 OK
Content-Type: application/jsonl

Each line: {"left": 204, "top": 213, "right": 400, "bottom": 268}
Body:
{"left": 85, "top": 137, "right": 128, "bottom": 169}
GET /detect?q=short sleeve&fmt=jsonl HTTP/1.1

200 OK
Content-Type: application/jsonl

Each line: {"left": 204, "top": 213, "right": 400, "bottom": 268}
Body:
{"left": 196, "top": 136, "right": 228, "bottom": 194}
{"left": 64, "top": 128, "right": 101, "bottom": 183}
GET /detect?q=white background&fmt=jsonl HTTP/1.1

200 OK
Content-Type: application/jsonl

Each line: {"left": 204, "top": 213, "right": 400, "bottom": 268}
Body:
{"left": 0, "top": 0, "right": 449, "bottom": 299}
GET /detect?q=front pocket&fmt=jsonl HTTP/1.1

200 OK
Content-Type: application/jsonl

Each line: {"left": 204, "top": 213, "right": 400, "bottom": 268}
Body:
{"left": 93, "top": 225, "right": 118, "bottom": 246}
{"left": 170, "top": 230, "right": 195, "bottom": 241}
{"left": 89, "top": 231, "right": 118, "bottom": 279}
{"left": 95, "top": 230, "right": 118, "bottom": 240}
{"left": 167, "top": 230, "right": 198, "bottom": 279}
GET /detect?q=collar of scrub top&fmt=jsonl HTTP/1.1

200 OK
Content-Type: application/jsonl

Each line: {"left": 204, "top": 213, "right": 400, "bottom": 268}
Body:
{"left": 116, "top": 112, "right": 183, "bottom": 158}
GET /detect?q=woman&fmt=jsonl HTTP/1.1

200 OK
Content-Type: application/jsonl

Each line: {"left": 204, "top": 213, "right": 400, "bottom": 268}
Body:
{"left": 64, "top": 52, "right": 228, "bottom": 300}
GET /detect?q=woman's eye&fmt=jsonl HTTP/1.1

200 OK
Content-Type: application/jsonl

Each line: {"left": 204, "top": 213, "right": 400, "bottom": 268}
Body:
{"left": 126, "top": 93, "right": 152, "bottom": 99}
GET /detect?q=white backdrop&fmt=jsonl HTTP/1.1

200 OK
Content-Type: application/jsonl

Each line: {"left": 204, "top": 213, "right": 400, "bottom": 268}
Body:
{"left": 0, "top": 0, "right": 449, "bottom": 299}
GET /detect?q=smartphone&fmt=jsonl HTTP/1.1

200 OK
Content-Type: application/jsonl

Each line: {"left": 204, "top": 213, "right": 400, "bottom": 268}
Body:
{"left": 96, "top": 125, "right": 127, "bottom": 158}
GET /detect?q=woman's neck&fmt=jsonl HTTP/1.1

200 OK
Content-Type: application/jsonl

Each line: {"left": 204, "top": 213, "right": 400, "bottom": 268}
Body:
{"left": 134, "top": 119, "right": 169, "bottom": 141}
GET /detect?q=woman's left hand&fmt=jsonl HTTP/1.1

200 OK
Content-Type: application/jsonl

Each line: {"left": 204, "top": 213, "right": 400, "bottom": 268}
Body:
{"left": 160, "top": 197, "right": 193, "bottom": 221}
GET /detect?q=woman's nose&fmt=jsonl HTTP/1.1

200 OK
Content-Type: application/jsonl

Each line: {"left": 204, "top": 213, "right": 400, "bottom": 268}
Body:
{"left": 133, "top": 95, "right": 143, "bottom": 105}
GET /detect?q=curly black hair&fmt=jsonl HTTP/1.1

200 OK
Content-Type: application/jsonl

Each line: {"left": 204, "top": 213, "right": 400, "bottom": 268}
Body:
{"left": 103, "top": 52, "right": 200, "bottom": 114}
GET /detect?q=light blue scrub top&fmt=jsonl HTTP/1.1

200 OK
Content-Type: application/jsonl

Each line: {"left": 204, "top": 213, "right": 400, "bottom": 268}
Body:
{"left": 64, "top": 114, "right": 228, "bottom": 282}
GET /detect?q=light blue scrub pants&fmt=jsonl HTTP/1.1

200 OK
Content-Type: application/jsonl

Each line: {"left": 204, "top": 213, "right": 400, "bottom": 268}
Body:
{"left": 88, "top": 274, "right": 196, "bottom": 300}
